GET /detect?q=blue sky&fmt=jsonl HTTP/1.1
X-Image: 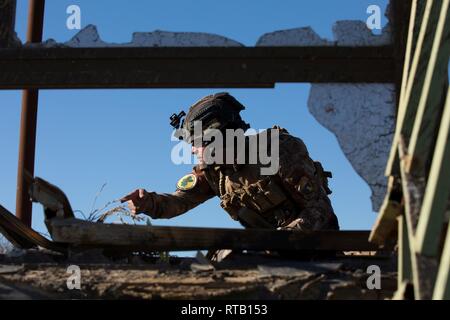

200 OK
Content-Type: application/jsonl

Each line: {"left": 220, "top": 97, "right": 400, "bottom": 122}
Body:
{"left": 1, "top": 0, "right": 389, "bottom": 250}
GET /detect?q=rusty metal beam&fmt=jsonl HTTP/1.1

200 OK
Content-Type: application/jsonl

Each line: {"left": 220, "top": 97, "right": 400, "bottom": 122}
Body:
{"left": 0, "top": 46, "right": 395, "bottom": 89}
{"left": 16, "top": 0, "right": 45, "bottom": 227}
{"left": 0, "top": 0, "right": 17, "bottom": 48}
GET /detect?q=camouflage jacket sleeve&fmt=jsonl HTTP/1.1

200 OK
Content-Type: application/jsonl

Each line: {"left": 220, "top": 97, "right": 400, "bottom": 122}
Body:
{"left": 148, "top": 167, "right": 215, "bottom": 219}
{"left": 276, "top": 133, "right": 338, "bottom": 230}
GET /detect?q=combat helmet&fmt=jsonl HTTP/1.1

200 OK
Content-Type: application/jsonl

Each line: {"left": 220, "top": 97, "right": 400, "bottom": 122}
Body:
{"left": 170, "top": 92, "right": 250, "bottom": 145}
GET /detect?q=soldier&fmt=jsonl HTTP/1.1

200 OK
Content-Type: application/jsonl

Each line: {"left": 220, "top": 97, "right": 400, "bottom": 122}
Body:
{"left": 121, "top": 92, "right": 339, "bottom": 232}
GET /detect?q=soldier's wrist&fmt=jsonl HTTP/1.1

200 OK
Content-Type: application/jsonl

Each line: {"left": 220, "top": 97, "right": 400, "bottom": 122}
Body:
{"left": 141, "top": 191, "right": 159, "bottom": 219}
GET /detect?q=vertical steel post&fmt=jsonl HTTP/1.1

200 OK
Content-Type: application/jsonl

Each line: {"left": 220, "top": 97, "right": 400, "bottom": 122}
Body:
{"left": 16, "top": 0, "right": 45, "bottom": 227}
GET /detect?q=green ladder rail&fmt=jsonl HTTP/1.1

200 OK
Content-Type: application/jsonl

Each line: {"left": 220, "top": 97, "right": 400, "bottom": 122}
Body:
{"left": 370, "top": 0, "right": 450, "bottom": 300}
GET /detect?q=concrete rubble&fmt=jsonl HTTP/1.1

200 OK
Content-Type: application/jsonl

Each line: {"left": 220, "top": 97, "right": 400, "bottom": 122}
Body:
{"left": 0, "top": 250, "right": 397, "bottom": 300}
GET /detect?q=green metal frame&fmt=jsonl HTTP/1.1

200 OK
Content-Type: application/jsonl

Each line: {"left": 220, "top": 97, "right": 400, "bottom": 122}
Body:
{"left": 371, "top": 0, "right": 450, "bottom": 300}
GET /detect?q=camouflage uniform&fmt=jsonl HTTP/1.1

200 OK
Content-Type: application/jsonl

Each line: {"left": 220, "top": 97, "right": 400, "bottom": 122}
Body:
{"left": 143, "top": 127, "right": 339, "bottom": 231}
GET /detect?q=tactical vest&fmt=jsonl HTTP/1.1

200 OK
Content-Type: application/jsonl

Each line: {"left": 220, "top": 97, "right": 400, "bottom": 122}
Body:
{"left": 202, "top": 161, "right": 332, "bottom": 229}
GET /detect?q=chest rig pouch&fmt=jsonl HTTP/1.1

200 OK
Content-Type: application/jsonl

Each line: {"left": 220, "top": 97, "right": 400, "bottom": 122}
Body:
{"left": 219, "top": 175, "right": 288, "bottom": 227}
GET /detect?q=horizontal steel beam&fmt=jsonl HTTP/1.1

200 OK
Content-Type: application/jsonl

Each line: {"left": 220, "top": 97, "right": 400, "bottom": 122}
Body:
{"left": 0, "top": 46, "right": 395, "bottom": 89}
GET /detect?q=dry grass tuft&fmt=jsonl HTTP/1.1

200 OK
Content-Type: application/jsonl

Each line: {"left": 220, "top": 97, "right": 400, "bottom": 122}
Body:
{"left": 74, "top": 183, "right": 148, "bottom": 225}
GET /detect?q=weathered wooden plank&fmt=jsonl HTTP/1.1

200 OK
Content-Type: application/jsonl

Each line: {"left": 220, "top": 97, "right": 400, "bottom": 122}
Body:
{"left": 48, "top": 218, "right": 380, "bottom": 252}
{"left": 386, "top": 0, "right": 438, "bottom": 176}
{"left": 0, "top": 46, "right": 395, "bottom": 89}
{"left": 0, "top": 205, "right": 66, "bottom": 252}
{"left": 0, "top": 0, "right": 16, "bottom": 48}
{"left": 415, "top": 89, "right": 450, "bottom": 256}
{"left": 408, "top": 1, "right": 450, "bottom": 174}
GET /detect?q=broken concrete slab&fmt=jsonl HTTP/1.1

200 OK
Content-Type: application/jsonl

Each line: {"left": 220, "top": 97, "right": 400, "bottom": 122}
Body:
{"left": 129, "top": 30, "right": 244, "bottom": 47}
{"left": 64, "top": 24, "right": 108, "bottom": 47}
{"left": 0, "top": 256, "right": 396, "bottom": 300}
{"left": 333, "top": 20, "right": 392, "bottom": 46}
{"left": 308, "top": 84, "right": 395, "bottom": 211}
{"left": 257, "top": 262, "right": 343, "bottom": 277}
{"left": 256, "top": 17, "right": 391, "bottom": 47}
{"left": 256, "top": 27, "right": 333, "bottom": 46}
{"left": 0, "top": 282, "right": 33, "bottom": 299}
{"left": 254, "top": 7, "right": 395, "bottom": 213}
{"left": 5, "top": 31, "right": 22, "bottom": 48}
{"left": 306, "top": 5, "right": 394, "bottom": 212}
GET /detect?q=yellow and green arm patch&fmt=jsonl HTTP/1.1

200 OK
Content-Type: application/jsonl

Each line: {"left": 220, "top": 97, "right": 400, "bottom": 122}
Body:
{"left": 176, "top": 173, "right": 197, "bottom": 191}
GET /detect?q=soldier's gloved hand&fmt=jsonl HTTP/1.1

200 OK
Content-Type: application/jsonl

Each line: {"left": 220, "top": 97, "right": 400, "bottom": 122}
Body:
{"left": 120, "top": 189, "right": 157, "bottom": 218}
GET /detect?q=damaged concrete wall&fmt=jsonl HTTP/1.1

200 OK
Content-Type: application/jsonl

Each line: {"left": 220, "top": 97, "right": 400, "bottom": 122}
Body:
{"left": 33, "top": 25, "right": 244, "bottom": 48}
{"left": 254, "top": 8, "right": 394, "bottom": 211}
{"left": 256, "top": 21, "right": 391, "bottom": 47}
{"left": 308, "top": 84, "right": 395, "bottom": 211}
{"left": 315, "top": 19, "right": 393, "bottom": 212}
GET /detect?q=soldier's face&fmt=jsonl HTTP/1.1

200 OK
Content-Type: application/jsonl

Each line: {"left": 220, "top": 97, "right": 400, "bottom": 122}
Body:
{"left": 192, "top": 146, "right": 206, "bottom": 164}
